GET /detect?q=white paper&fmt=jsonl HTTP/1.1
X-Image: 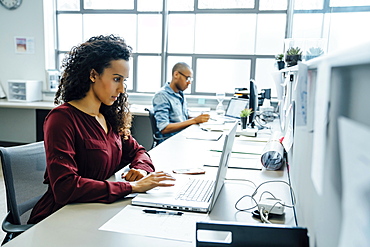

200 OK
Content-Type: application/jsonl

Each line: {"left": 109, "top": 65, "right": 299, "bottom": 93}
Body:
{"left": 271, "top": 70, "right": 283, "bottom": 101}
{"left": 306, "top": 69, "right": 318, "bottom": 133}
{"left": 282, "top": 102, "right": 294, "bottom": 152}
{"left": 205, "top": 152, "right": 262, "bottom": 170}
{"left": 338, "top": 117, "right": 370, "bottom": 247}
{"left": 311, "top": 62, "right": 331, "bottom": 195}
{"left": 185, "top": 132, "right": 223, "bottom": 141}
{"left": 99, "top": 205, "right": 209, "bottom": 243}
{"left": 295, "top": 63, "right": 308, "bottom": 126}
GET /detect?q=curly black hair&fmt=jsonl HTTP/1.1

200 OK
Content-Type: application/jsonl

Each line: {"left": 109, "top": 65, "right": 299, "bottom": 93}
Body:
{"left": 55, "top": 34, "right": 133, "bottom": 137}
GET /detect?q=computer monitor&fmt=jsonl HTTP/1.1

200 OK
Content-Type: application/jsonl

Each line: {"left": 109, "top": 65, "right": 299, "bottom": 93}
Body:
{"left": 249, "top": 80, "right": 258, "bottom": 127}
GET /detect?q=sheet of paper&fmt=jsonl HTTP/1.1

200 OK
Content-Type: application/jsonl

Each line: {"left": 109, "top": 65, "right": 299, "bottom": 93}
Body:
{"left": 99, "top": 205, "right": 209, "bottom": 243}
{"left": 282, "top": 102, "right": 294, "bottom": 152}
{"left": 235, "top": 135, "right": 269, "bottom": 143}
{"left": 229, "top": 143, "right": 265, "bottom": 155}
{"left": 185, "top": 132, "right": 223, "bottom": 141}
{"left": 338, "top": 117, "right": 370, "bottom": 247}
{"left": 295, "top": 63, "right": 308, "bottom": 127}
{"left": 311, "top": 62, "right": 331, "bottom": 195}
{"left": 271, "top": 70, "right": 283, "bottom": 101}
{"left": 205, "top": 152, "right": 262, "bottom": 170}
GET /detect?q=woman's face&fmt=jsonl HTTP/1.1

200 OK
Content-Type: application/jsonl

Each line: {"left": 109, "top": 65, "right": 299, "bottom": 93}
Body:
{"left": 90, "top": 59, "right": 129, "bottom": 106}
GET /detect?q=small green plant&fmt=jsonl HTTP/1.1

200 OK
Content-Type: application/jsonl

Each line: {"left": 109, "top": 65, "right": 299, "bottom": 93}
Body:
{"left": 275, "top": 54, "right": 284, "bottom": 61}
{"left": 240, "top": 108, "right": 253, "bottom": 118}
{"left": 286, "top": 47, "right": 302, "bottom": 56}
{"left": 306, "top": 47, "right": 324, "bottom": 56}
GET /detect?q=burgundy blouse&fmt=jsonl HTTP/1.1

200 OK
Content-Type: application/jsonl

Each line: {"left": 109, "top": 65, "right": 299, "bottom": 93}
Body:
{"left": 28, "top": 103, "right": 154, "bottom": 224}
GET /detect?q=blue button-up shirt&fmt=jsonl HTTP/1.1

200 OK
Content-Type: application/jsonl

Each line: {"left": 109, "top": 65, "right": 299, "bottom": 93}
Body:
{"left": 152, "top": 82, "right": 189, "bottom": 139}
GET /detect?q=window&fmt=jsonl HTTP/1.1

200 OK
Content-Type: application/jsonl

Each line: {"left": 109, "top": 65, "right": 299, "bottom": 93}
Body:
{"left": 54, "top": 0, "right": 289, "bottom": 98}
{"left": 52, "top": 0, "right": 370, "bottom": 98}
{"left": 291, "top": 1, "right": 370, "bottom": 54}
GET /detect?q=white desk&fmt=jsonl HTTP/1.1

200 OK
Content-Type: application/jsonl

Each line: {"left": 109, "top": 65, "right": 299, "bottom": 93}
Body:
{"left": 3, "top": 123, "right": 294, "bottom": 247}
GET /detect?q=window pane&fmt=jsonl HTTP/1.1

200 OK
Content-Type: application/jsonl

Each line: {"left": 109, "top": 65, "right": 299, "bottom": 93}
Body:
{"left": 57, "top": 0, "right": 80, "bottom": 11}
{"left": 83, "top": 14, "right": 137, "bottom": 51}
{"left": 168, "top": 14, "right": 195, "bottom": 53}
{"left": 195, "top": 14, "right": 256, "bottom": 54}
{"left": 255, "top": 58, "right": 276, "bottom": 97}
{"left": 198, "top": 0, "right": 254, "bottom": 9}
{"left": 138, "top": 0, "right": 163, "bottom": 11}
{"left": 196, "top": 59, "right": 251, "bottom": 94}
{"left": 58, "top": 53, "right": 66, "bottom": 71}
{"left": 137, "top": 56, "right": 162, "bottom": 92}
{"left": 292, "top": 14, "right": 324, "bottom": 39}
{"left": 328, "top": 12, "right": 370, "bottom": 53}
{"left": 137, "top": 14, "right": 162, "bottom": 53}
{"left": 166, "top": 56, "right": 193, "bottom": 93}
{"left": 125, "top": 58, "right": 134, "bottom": 91}
{"left": 255, "top": 14, "right": 286, "bottom": 55}
{"left": 84, "top": 0, "right": 134, "bottom": 10}
{"left": 330, "top": 0, "right": 370, "bottom": 7}
{"left": 259, "top": 0, "right": 287, "bottom": 10}
{"left": 168, "top": 0, "right": 194, "bottom": 11}
{"left": 58, "top": 14, "right": 83, "bottom": 51}
{"left": 294, "top": 0, "right": 323, "bottom": 10}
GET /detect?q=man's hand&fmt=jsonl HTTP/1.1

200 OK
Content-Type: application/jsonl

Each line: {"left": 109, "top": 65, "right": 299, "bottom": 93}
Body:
{"left": 193, "top": 113, "right": 210, "bottom": 124}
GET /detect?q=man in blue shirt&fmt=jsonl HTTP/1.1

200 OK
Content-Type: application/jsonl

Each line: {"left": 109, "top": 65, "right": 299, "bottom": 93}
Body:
{"left": 152, "top": 62, "right": 210, "bottom": 141}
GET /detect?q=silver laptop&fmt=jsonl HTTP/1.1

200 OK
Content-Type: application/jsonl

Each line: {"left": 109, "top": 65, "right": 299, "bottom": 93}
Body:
{"left": 131, "top": 122, "right": 238, "bottom": 213}
{"left": 225, "top": 98, "right": 249, "bottom": 119}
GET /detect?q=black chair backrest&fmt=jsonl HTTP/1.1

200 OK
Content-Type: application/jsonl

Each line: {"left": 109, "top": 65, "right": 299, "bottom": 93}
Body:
{"left": 145, "top": 108, "right": 159, "bottom": 139}
{"left": 0, "top": 141, "right": 47, "bottom": 225}
{"left": 144, "top": 108, "right": 167, "bottom": 149}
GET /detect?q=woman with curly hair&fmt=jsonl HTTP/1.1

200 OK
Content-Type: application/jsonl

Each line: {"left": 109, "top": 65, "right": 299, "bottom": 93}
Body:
{"left": 28, "top": 35, "right": 175, "bottom": 224}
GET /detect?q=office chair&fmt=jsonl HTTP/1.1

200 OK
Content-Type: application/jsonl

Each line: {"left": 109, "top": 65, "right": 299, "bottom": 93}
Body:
{"left": 144, "top": 108, "right": 167, "bottom": 149}
{"left": 0, "top": 141, "right": 48, "bottom": 245}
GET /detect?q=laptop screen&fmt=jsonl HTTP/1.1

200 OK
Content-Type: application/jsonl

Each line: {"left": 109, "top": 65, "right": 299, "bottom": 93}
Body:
{"left": 225, "top": 98, "right": 249, "bottom": 119}
{"left": 208, "top": 122, "right": 238, "bottom": 212}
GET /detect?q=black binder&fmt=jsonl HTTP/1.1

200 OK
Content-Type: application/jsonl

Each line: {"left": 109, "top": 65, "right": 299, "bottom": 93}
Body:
{"left": 196, "top": 221, "right": 309, "bottom": 247}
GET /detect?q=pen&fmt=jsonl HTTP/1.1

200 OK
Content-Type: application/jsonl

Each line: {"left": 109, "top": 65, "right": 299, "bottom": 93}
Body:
{"left": 200, "top": 128, "right": 210, "bottom": 132}
{"left": 143, "top": 209, "right": 183, "bottom": 216}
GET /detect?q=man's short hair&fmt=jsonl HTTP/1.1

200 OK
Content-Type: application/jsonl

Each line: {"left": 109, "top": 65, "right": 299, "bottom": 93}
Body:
{"left": 172, "top": 62, "right": 191, "bottom": 75}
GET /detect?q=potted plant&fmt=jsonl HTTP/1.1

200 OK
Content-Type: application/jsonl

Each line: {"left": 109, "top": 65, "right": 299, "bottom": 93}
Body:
{"left": 240, "top": 108, "right": 253, "bottom": 129}
{"left": 305, "top": 47, "right": 324, "bottom": 61}
{"left": 285, "top": 47, "right": 302, "bottom": 67}
{"left": 275, "top": 54, "right": 285, "bottom": 70}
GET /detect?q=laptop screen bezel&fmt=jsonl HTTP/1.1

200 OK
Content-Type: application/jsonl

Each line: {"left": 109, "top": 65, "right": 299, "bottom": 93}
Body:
{"left": 225, "top": 98, "right": 250, "bottom": 119}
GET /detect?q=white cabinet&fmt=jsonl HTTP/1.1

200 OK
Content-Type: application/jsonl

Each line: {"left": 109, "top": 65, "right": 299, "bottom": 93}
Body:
{"left": 8, "top": 80, "right": 42, "bottom": 102}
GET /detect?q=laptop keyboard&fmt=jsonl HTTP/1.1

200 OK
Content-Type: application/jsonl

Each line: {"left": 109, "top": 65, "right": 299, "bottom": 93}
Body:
{"left": 176, "top": 178, "right": 215, "bottom": 202}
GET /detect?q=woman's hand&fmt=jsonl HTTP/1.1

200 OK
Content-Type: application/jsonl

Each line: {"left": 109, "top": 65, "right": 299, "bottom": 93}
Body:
{"left": 129, "top": 171, "right": 176, "bottom": 193}
{"left": 122, "top": 168, "right": 148, "bottom": 181}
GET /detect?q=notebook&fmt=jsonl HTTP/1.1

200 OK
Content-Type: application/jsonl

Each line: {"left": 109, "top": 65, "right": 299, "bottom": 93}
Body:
{"left": 131, "top": 122, "right": 238, "bottom": 213}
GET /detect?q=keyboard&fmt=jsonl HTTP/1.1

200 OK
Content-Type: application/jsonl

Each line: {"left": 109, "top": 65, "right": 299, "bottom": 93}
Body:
{"left": 176, "top": 178, "right": 215, "bottom": 202}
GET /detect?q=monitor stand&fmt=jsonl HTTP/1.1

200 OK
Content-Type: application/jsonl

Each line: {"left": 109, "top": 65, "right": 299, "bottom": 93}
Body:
{"left": 236, "top": 125, "right": 258, "bottom": 137}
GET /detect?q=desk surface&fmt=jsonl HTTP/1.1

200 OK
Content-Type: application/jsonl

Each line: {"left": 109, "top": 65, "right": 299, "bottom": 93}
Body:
{"left": 3, "top": 122, "right": 294, "bottom": 247}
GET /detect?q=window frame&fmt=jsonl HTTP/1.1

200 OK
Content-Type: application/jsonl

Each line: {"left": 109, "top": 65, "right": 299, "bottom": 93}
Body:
{"left": 54, "top": 0, "right": 290, "bottom": 97}
{"left": 53, "top": 0, "right": 370, "bottom": 97}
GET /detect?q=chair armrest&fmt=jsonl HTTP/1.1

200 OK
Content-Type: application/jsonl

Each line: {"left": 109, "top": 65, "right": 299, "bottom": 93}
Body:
{"left": 153, "top": 134, "right": 167, "bottom": 141}
{"left": 2, "top": 212, "right": 34, "bottom": 234}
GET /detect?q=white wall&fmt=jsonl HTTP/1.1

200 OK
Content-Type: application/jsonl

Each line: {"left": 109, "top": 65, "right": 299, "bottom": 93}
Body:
{"left": 0, "top": 0, "right": 46, "bottom": 94}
